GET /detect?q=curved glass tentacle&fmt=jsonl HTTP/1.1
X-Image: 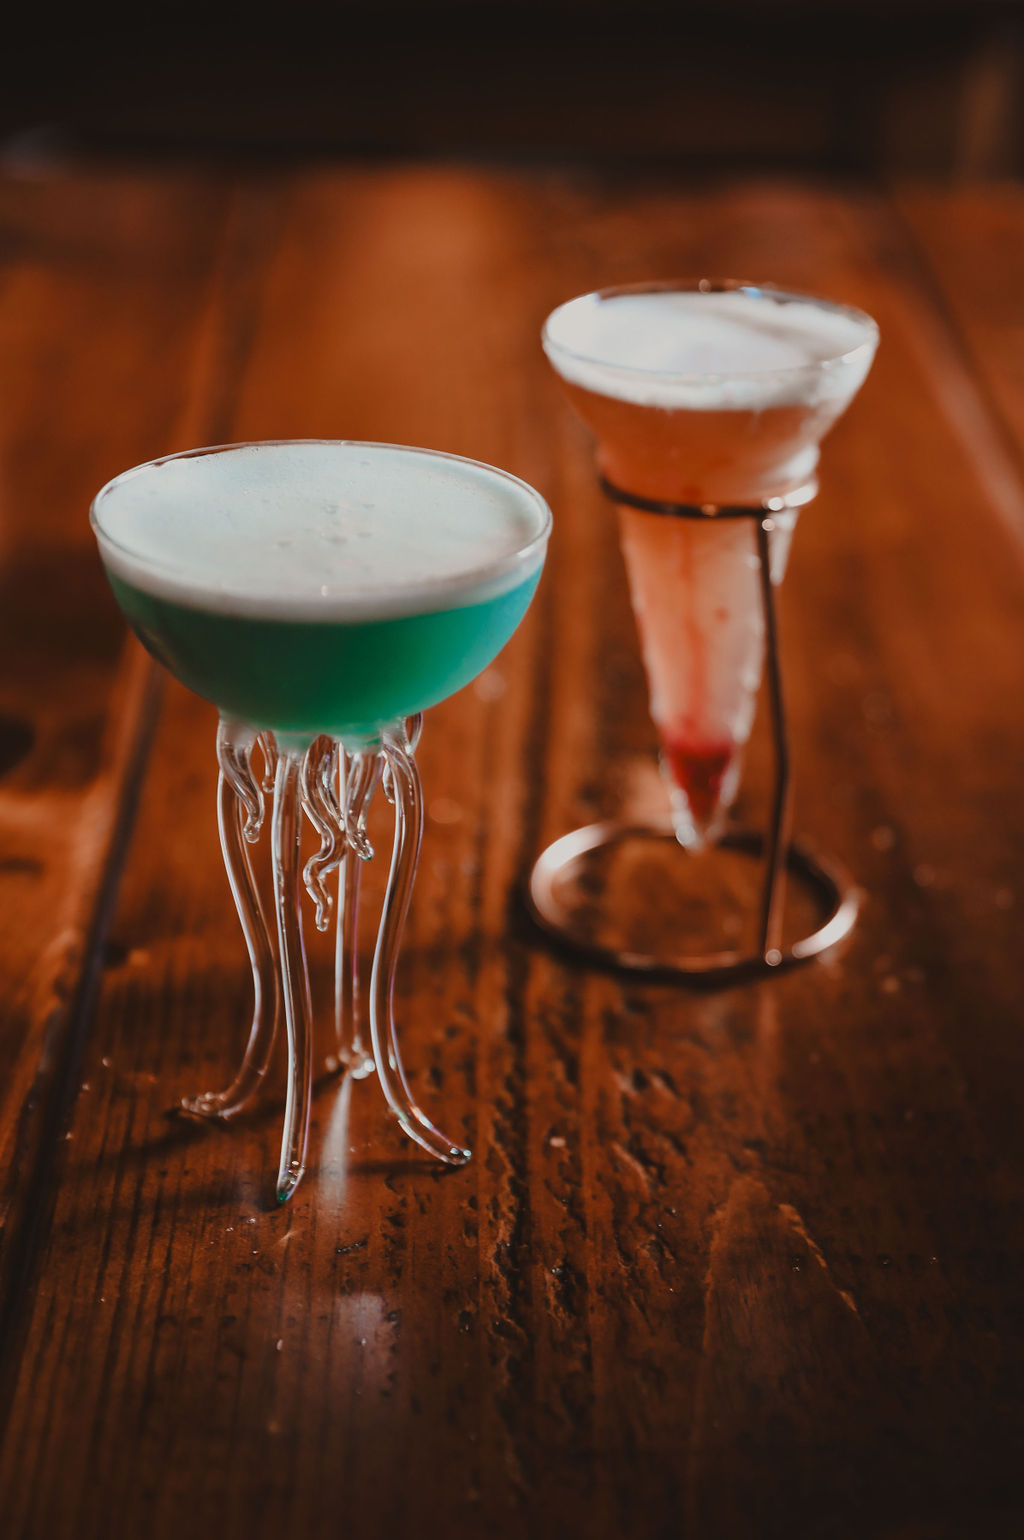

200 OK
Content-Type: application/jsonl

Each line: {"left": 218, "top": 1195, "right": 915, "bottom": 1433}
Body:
{"left": 223, "top": 717, "right": 266, "bottom": 841}
{"left": 258, "top": 732, "right": 278, "bottom": 794}
{"left": 272, "top": 748, "right": 315, "bottom": 1203}
{"left": 369, "top": 729, "right": 470, "bottom": 1166}
{"left": 300, "top": 736, "right": 345, "bottom": 932}
{"left": 343, "top": 749, "right": 380, "bottom": 861}
{"left": 404, "top": 712, "right": 424, "bottom": 753}
{"left": 182, "top": 717, "right": 281, "bottom": 1119}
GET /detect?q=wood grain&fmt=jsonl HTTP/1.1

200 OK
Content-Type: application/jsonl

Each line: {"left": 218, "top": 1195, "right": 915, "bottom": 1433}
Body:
{"left": 0, "top": 166, "right": 240, "bottom": 1317}
{"left": 897, "top": 182, "right": 1024, "bottom": 539}
{"left": 0, "top": 168, "right": 1022, "bottom": 1540}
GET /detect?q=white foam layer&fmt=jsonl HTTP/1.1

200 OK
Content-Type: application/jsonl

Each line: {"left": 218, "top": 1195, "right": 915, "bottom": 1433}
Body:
{"left": 93, "top": 441, "right": 550, "bottom": 620}
{"left": 543, "top": 287, "right": 877, "bottom": 411}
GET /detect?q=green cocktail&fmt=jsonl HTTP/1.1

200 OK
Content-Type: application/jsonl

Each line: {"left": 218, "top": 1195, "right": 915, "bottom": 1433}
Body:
{"left": 91, "top": 440, "right": 551, "bottom": 1201}
{"left": 93, "top": 440, "right": 548, "bottom": 744}
{"left": 104, "top": 580, "right": 539, "bottom": 742}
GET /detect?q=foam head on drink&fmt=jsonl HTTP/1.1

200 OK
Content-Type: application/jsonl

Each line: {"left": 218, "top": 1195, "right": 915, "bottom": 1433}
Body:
{"left": 92, "top": 441, "right": 550, "bottom": 745}
{"left": 544, "top": 285, "right": 877, "bottom": 846}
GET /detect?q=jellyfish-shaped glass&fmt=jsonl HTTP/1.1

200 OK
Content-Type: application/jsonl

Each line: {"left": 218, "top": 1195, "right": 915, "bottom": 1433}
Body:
{"left": 92, "top": 440, "right": 550, "bottom": 1200}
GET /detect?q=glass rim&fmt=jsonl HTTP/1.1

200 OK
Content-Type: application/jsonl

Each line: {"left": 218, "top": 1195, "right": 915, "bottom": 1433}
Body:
{"left": 91, "top": 438, "right": 553, "bottom": 618}
{"left": 541, "top": 278, "right": 880, "bottom": 385}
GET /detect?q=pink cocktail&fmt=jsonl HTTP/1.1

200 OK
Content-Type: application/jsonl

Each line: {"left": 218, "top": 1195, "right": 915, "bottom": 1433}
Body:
{"left": 534, "top": 281, "right": 878, "bottom": 975}
{"left": 545, "top": 282, "right": 877, "bottom": 849}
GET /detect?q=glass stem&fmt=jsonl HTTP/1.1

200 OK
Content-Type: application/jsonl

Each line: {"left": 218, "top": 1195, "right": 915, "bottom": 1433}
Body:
{"left": 370, "top": 728, "right": 470, "bottom": 1166}
{"left": 336, "top": 849, "right": 373, "bottom": 1078}
{"left": 272, "top": 747, "right": 314, "bottom": 1203}
{"left": 335, "top": 748, "right": 380, "bottom": 1079}
{"left": 182, "top": 717, "right": 280, "bottom": 1119}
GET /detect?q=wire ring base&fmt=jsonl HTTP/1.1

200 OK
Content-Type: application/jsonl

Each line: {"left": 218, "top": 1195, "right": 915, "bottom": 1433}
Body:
{"left": 527, "top": 817, "right": 860, "bottom": 983}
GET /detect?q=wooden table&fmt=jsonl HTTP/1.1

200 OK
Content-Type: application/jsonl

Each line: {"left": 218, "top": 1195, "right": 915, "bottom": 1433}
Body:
{"left": 0, "top": 163, "right": 1022, "bottom": 1540}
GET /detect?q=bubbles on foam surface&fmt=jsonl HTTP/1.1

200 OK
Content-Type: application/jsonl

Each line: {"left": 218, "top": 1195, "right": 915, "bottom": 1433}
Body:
{"left": 93, "top": 442, "right": 549, "bottom": 620}
{"left": 544, "top": 288, "right": 877, "bottom": 411}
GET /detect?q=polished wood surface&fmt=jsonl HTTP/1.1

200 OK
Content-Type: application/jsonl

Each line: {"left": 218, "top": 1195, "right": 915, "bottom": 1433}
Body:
{"left": 0, "top": 165, "right": 1022, "bottom": 1540}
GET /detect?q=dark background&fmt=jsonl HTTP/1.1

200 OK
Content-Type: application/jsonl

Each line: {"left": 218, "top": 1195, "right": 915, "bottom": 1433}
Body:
{"left": 4, "top": 0, "right": 1023, "bottom": 176}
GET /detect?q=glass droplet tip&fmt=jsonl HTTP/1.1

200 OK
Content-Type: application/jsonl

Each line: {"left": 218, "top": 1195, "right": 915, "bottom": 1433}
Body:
{"left": 340, "top": 1051, "right": 377, "bottom": 1081}
{"left": 276, "top": 1167, "right": 305, "bottom": 1204}
{"left": 180, "top": 1092, "right": 225, "bottom": 1120}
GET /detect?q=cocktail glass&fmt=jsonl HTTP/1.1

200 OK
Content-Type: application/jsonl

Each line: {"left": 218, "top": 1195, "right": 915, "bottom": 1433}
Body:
{"left": 91, "top": 440, "right": 551, "bottom": 1200}
{"left": 531, "top": 281, "right": 878, "bottom": 976}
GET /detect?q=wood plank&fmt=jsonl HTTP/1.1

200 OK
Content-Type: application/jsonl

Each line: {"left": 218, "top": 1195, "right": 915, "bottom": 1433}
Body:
{"left": 0, "top": 164, "right": 291, "bottom": 1386}
{"left": 0, "top": 165, "right": 251, "bottom": 1320}
{"left": 896, "top": 181, "right": 1024, "bottom": 541}
{"left": 1, "top": 170, "right": 1021, "bottom": 1540}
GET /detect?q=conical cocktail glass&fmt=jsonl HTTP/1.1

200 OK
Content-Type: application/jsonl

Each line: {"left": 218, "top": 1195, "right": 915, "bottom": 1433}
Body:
{"left": 92, "top": 440, "right": 551, "bottom": 1200}
{"left": 533, "top": 281, "right": 877, "bottom": 975}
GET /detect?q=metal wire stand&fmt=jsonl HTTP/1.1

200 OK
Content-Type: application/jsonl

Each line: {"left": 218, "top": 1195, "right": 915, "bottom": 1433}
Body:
{"left": 527, "top": 479, "right": 860, "bottom": 981}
